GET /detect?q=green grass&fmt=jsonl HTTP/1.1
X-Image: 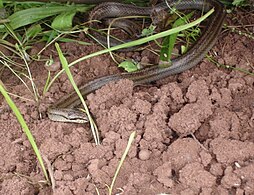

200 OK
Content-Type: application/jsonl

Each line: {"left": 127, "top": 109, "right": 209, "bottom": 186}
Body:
{"left": 159, "top": 11, "right": 195, "bottom": 64}
{"left": 207, "top": 55, "right": 254, "bottom": 77}
{"left": 95, "top": 131, "right": 136, "bottom": 195}
{"left": 3, "top": 23, "right": 39, "bottom": 101}
{"left": 107, "top": 131, "right": 136, "bottom": 195}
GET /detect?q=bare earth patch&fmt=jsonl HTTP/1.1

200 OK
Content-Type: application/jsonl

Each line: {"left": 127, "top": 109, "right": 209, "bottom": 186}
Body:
{"left": 0, "top": 8, "right": 254, "bottom": 195}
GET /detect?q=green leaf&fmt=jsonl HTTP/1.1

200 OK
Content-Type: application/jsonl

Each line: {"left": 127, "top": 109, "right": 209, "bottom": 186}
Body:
{"left": 51, "top": 11, "right": 76, "bottom": 30}
{"left": 8, "top": 5, "right": 91, "bottom": 30}
{"left": 24, "top": 24, "right": 42, "bottom": 42}
{"left": 141, "top": 24, "right": 156, "bottom": 37}
{"left": 118, "top": 60, "right": 139, "bottom": 72}
{"left": 181, "top": 45, "right": 187, "bottom": 54}
{"left": 160, "top": 12, "right": 194, "bottom": 63}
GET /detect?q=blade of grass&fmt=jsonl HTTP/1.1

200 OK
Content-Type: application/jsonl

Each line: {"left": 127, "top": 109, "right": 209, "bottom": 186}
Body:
{"left": 0, "top": 39, "right": 23, "bottom": 57}
{"left": 108, "top": 131, "right": 136, "bottom": 195}
{"left": 45, "top": 8, "right": 214, "bottom": 92}
{"left": 0, "top": 52, "right": 25, "bottom": 68}
{"left": 43, "top": 71, "right": 51, "bottom": 95}
{"left": 207, "top": 55, "right": 254, "bottom": 76}
{"left": 95, "top": 186, "right": 100, "bottom": 195}
{"left": 79, "top": 107, "right": 100, "bottom": 144}
{"left": 2, "top": 61, "right": 33, "bottom": 95}
{"left": 54, "top": 37, "right": 91, "bottom": 45}
{"left": 51, "top": 10, "right": 76, "bottom": 30}
{"left": 15, "top": 42, "right": 39, "bottom": 101}
{"left": 0, "top": 81, "right": 49, "bottom": 183}
{"left": 55, "top": 42, "right": 100, "bottom": 145}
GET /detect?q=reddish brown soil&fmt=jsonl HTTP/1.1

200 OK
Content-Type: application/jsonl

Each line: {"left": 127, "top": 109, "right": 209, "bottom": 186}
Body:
{"left": 0, "top": 8, "right": 254, "bottom": 195}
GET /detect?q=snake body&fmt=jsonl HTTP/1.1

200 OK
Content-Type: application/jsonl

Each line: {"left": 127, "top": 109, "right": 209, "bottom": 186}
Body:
{"left": 47, "top": 0, "right": 226, "bottom": 123}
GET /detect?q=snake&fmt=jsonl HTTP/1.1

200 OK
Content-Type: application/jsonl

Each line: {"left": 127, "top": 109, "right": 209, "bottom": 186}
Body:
{"left": 47, "top": 0, "right": 226, "bottom": 123}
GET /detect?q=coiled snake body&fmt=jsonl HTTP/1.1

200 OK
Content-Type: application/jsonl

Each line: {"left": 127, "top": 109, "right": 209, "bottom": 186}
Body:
{"left": 47, "top": 0, "right": 226, "bottom": 123}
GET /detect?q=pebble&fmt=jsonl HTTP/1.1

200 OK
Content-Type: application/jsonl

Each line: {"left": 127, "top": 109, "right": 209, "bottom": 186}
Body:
{"left": 138, "top": 149, "right": 151, "bottom": 161}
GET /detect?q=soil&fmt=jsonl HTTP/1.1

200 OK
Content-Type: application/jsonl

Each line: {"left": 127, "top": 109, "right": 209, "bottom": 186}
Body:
{"left": 1, "top": 6, "right": 254, "bottom": 195}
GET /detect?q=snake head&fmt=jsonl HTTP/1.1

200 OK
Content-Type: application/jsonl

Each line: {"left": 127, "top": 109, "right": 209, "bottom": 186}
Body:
{"left": 47, "top": 108, "right": 88, "bottom": 123}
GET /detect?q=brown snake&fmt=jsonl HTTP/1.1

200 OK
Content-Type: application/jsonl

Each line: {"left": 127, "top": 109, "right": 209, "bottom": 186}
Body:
{"left": 47, "top": 0, "right": 226, "bottom": 123}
